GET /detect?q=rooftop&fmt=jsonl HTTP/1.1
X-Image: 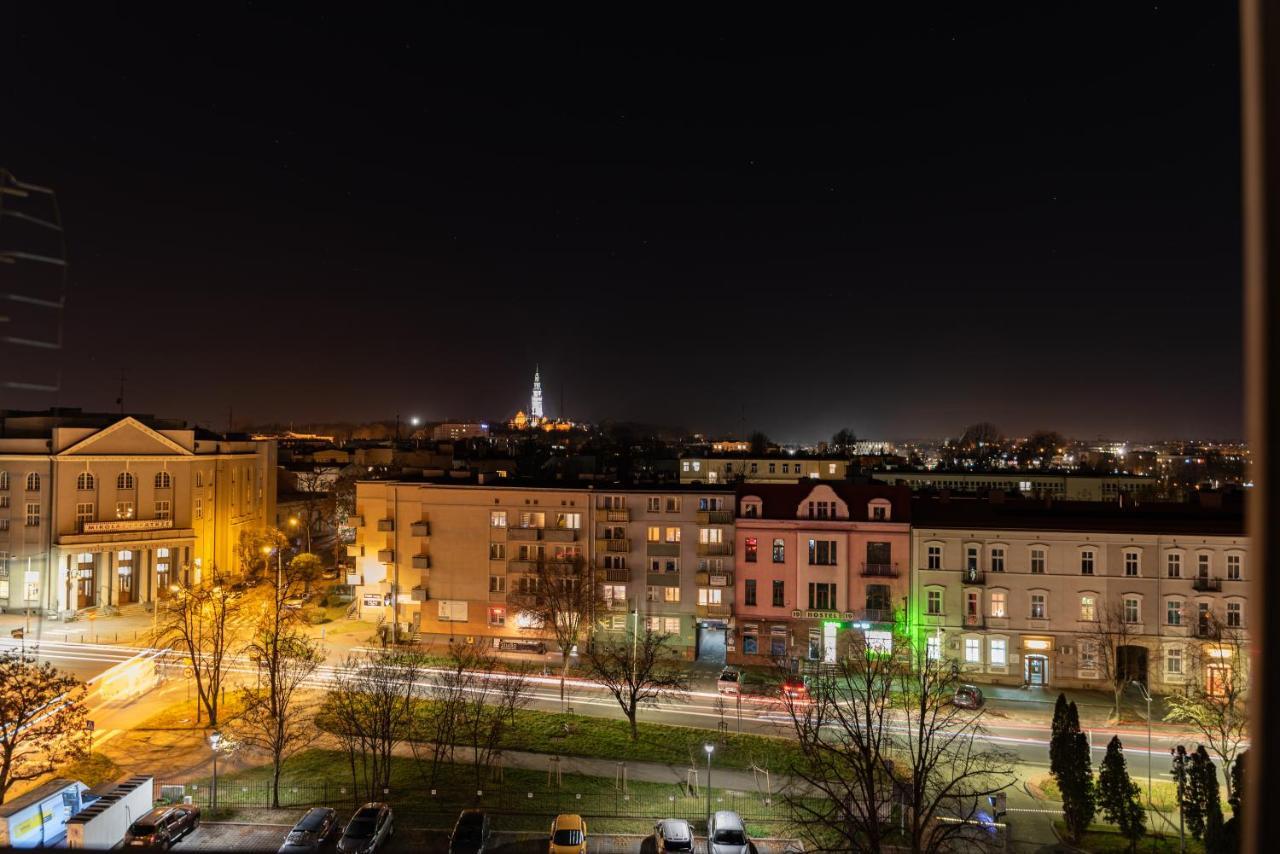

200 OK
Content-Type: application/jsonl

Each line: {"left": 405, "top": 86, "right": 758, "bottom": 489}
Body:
{"left": 912, "top": 495, "right": 1244, "bottom": 536}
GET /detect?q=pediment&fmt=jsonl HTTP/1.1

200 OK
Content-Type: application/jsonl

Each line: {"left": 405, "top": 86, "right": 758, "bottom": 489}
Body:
{"left": 58, "top": 417, "right": 192, "bottom": 457}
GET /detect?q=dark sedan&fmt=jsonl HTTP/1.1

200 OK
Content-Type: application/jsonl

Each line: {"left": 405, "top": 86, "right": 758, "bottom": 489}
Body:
{"left": 279, "top": 807, "right": 339, "bottom": 853}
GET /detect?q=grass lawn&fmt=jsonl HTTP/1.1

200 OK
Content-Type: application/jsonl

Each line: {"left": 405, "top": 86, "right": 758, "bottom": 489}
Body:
{"left": 1053, "top": 821, "right": 1204, "bottom": 853}
{"left": 1032, "top": 772, "right": 1216, "bottom": 814}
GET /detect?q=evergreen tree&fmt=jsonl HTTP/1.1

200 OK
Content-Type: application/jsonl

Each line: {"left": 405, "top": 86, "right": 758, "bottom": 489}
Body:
{"left": 1184, "top": 745, "right": 1209, "bottom": 840}
{"left": 1097, "top": 736, "right": 1146, "bottom": 853}
{"left": 1199, "top": 746, "right": 1225, "bottom": 854}
{"left": 1055, "top": 701, "right": 1095, "bottom": 843}
{"left": 1223, "top": 751, "right": 1246, "bottom": 854}
{"left": 1049, "top": 692, "right": 1070, "bottom": 777}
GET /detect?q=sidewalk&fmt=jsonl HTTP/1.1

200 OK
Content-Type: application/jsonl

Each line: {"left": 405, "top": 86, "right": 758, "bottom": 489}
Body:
{"left": 971, "top": 682, "right": 1173, "bottom": 727}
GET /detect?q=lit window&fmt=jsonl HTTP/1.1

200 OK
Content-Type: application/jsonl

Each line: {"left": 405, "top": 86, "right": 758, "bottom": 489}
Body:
{"left": 664, "top": 617, "right": 680, "bottom": 634}
{"left": 194, "top": 498, "right": 203, "bottom": 519}
{"left": 926, "top": 635, "right": 941, "bottom": 660}
{"left": 555, "top": 512, "right": 581, "bottom": 529}
{"left": 490, "top": 511, "right": 507, "bottom": 528}
{"left": 990, "top": 591, "right": 1007, "bottom": 618}
{"left": 964, "top": 637, "right": 981, "bottom": 663}
{"left": 744, "top": 537, "right": 758, "bottom": 563}
{"left": 114, "top": 501, "right": 134, "bottom": 519}
{"left": 667, "top": 527, "right": 684, "bottom": 543}
{"left": 76, "top": 503, "right": 94, "bottom": 525}
{"left": 989, "top": 638, "right": 1007, "bottom": 666}
{"left": 647, "top": 526, "right": 661, "bottom": 542}
{"left": 25, "top": 503, "right": 40, "bottom": 527}
{"left": 697, "top": 587, "right": 721, "bottom": 605}
{"left": 664, "top": 586, "right": 681, "bottom": 603}
{"left": 488, "top": 607, "right": 506, "bottom": 627}
{"left": 1030, "top": 593, "right": 1046, "bottom": 619}
{"left": 154, "top": 500, "right": 171, "bottom": 520}
{"left": 1080, "top": 595, "right": 1096, "bottom": 622}
{"left": 772, "top": 538, "right": 785, "bottom": 562}
{"left": 25, "top": 473, "right": 40, "bottom": 492}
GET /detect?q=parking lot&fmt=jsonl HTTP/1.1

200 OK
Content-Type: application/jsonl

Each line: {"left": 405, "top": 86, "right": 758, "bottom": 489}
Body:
{"left": 176, "top": 821, "right": 799, "bottom": 853}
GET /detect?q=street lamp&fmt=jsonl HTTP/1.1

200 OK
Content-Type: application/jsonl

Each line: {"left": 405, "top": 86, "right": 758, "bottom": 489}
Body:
{"left": 262, "top": 545, "right": 283, "bottom": 590}
{"left": 1130, "top": 681, "right": 1153, "bottom": 819}
{"left": 704, "top": 743, "right": 714, "bottom": 829}
{"left": 209, "top": 730, "right": 222, "bottom": 812}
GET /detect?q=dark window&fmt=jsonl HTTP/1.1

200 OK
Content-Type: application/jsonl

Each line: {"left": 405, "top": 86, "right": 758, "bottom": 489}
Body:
{"left": 866, "top": 542, "right": 892, "bottom": 565}
{"left": 744, "top": 579, "right": 757, "bottom": 606}
{"left": 808, "top": 582, "right": 836, "bottom": 610}
{"left": 772, "top": 538, "right": 785, "bottom": 562}
{"left": 772, "top": 580, "right": 785, "bottom": 607}
{"left": 866, "top": 584, "right": 891, "bottom": 613}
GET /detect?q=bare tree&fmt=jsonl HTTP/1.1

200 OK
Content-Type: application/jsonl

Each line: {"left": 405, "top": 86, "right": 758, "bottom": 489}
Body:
{"left": 511, "top": 555, "right": 602, "bottom": 709}
{"left": 1085, "top": 598, "right": 1142, "bottom": 720}
{"left": 1164, "top": 615, "right": 1248, "bottom": 800}
{"left": 585, "top": 627, "right": 690, "bottom": 740}
{"left": 782, "top": 631, "right": 1015, "bottom": 854}
{"left": 0, "top": 654, "right": 91, "bottom": 804}
{"left": 237, "top": 562, "right": 324, "bottom": 807}
{"left": 236, "top": 527, "right": 289, "bottom": 581}
{"left": 449, "top": 643, "right": 531, "bottom": 790}
{"left": 152, "top": 573, "right": 238, "bottom": 726}
{"left": 320, "top": 648, "right": 423, "bottom": 801}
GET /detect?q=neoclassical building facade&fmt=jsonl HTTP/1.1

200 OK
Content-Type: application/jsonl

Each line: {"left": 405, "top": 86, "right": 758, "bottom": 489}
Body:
{"left": 0, "top": 410, "right": 276, "bottom": 615}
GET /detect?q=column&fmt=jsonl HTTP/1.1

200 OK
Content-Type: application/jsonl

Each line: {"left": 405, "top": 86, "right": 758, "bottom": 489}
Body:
{"left": 145, "top": 548, "right": 153, "bottom": 604}
{"left": 103, "top": 550, "right": 114, "bottom": 608}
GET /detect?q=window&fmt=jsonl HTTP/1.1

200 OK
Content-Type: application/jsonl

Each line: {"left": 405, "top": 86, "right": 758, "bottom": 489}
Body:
{"left": 1196, "top": 553, "right": 1211, "bottom": 579}
{"left": 807, "top": 582, "right": 836, "bottom": 610}
{"left": 645, "top": 496, "right": 660, "bottom": 512}
{"left": 1124, "top": 551, "right": 1140, "bottom": 577}
{"left": 927, "top": 545, "right": 942, "bottom": 570}
{"left": 990, "top": 591, "right": 1007, "bottom": 618}
{"left": 1167, "top": 599, "right": 1183, "bottom": 626}
{"left": 489, "top": 542, "right": 506, "bottom": 560}
{"left": 697, "top": 587, "right": 722, "bottom": 605}
{"left": 25, "top": 473, "right": 40, "bottom": 492}
{"left": 1030, "top": 593, "right": 1046, "bottom": 619}
{"left": 516, "top": 544, "right": 545, "bottom": 561}
{"left": 1227, "top": 602, "right": 1242, "bottom": 628}
{"left": 646, "top": 586, "right": 659, "bottom": 602}
{"left": 667, "top": 527, "right": 684, "bottom": 543}
{"left": 926, "top": 635, "right": 941, "bottom": 660}
{"left": 1167, "top": 553, "right": 1182, "bottom": 578}
{"left": 782, "top": 464, "right": 790, "bottom": 474}
{"left": 0, "top": 496, "right": 7, "bottom": 508}
{"left": 647, "top": 526, "right": 661, "bottom": 543}
{"left": 1080, "top": 595, "right": 1096, "bottom": 622}
{"left": 662, "top": 586, "right": 681, "bottom": 603}
{"left": 155, "top": 471, "right": 172, "bottom": 489}
{"left": 807, "top": 539, "right": 837, "bottom": 565}
{"left": 1123, "top": 597, "right": 1140, "bottom": 624}
{"left": 871, "top": 504, "right": 887, "bottom": 520}
{"left": 154, "top": 500, "right": 171, "bottom": 520}
{"left": 194, "top": 498, "right": 203, "bottom": 519}
{"left": 768, "top": 462, "right": 776, "bottom": 473}
{"left": 965, "top": 546, "right": 979, "bottom": 572}
{"left": 990, "top": 547, "right": 1005, "bottom": 572}
{"left": 741, "top": 501, "right": 759, "bottom": 518}
{"left": 488, "top": 607, "right": 506, "bottom": 627}
{"left": 1227, "top": 554, "right": 1242, "bottom": 581}
{"left": 77, "top": 472, "right": 95, "bottom": 490}
{"left": 195, "top": 471, "right": 204, "bottom": 488}
{"left": 25, "top": 503, "right": 40, "bottom": 527}
{"left": 1080, "top": 551, "right": 1095, "bottom": 575}
{"left": 552, "top": 545, "right": 582, "bottom": 561}
{"left": 76, "top": 503, "right": 94, "bottom": 525}
{"left": 771, "top": 538, "right": 785, "bottom": 562}
{"left": 743, "top": 633, "right": 758, "bottom": 654}
{"left": 964, "top": 637, "right": 981, "bottom": 664}
{"left": 1166, "top": 647, "right": 1183, "bottom": 675}
{"left": 116, "top": 472, "right": 134, "bottom": 490}
{"left": 1030, "top": 547, "right": 1046, "bottom": 574}
{"left": 744, "top": 537, "right": 758, "bottom": 563}
{"left": 602, "top": 554, "right": 625, "bottom": 570}
{"left": 665, "top": 496, "right": 681, "bottom": 512}
{"left": 745, "top": 579, "right": 757, "bottom": 606}
{"left": 966, "top": 590, "right": 979, "bottom": 617}
{"left": 926, "top": 589, "right": 943, "bottom": 615}
{"left": 0, "top": 472, "right": 7, "bottom": 490}
{"left": 772, "top": 580, "right": 785, "bottom": 607}
{"left": 664, "top": 617, "right": 680, "bottom": 635}
{"left": 517, "top": 511, "right": 544, "bottom": 529}
{"left": 490, "top": 510, "right": 507, "bottom": 528}
{"left": 555, "top": 512, "right": 581, "bottom": 529}
{"left": 989, "top": 638, "right": 1007, "bottom": 666}
{"left": 807, "top": 500, "right": 835, "bottom": 519}
{"left": 489, "top": 575, "right": 506, "bottom": 593}
{"left": 1080, "top": 641, "right": 1098, "bottom": 670}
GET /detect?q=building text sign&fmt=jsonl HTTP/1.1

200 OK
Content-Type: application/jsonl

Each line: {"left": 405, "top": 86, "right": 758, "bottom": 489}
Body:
{"left": 82, "top": 519, "right": 174, "bottom": 533}
{"left": 791, "top": 609, "right": 856, "bottom": 621}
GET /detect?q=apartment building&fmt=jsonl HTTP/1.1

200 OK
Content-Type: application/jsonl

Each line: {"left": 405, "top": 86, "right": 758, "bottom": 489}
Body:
{"left": 679, "top": 456, "right": 849, "bottom": 485}
{"left": 347, "top": 480, "right": 736, "bottom": 660}
{"left": 910, "top": 496, "right": 1247, "bottom": 693}
{"left": 0, "top": 410, "right": 276, "bottom": 615}
{"left": 731, "top": 482, "right": 911, "bottom": 667}
{"left": 875, "top": 471, "right": 1155, "bottom": 501}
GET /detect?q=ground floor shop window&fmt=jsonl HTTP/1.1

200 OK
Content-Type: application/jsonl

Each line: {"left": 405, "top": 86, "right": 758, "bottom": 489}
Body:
{"left": 743, "top": 634, "right": 758, "bottom": 654}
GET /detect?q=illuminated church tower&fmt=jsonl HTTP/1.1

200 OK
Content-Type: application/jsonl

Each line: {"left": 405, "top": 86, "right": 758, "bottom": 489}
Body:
{"left": 530, "top": 365, "right": 544, "bottom": 420}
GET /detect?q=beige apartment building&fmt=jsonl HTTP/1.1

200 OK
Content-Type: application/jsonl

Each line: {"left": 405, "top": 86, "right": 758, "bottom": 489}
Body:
{"left": 877, "top": 471, "right": 1156, "bottom": 501}
{"left": 679, "top": 456, "right": 849, "bottom": 485}
{"left": 910, "top": 497, "right": 1247, "bottom": 693}
{"left": 0, "top": 410, "right": 276, "bottom": 615}
{"left": 347, "top": 480, "right": 737, "bottom": 660}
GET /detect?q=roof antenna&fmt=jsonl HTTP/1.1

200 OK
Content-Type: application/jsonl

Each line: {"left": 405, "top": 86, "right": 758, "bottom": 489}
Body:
{"left": 116, "top": 369, "right": 125, "bottom": 414}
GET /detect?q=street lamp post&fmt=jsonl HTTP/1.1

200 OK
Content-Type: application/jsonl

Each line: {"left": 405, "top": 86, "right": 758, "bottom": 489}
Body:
{"left": 209, "top": 730, "right": 222, "bottom": 812}
{"left": 1131, "top": 681, "right": 1153, "bottom": 817}
{"left": 704, "top": 743, "right": 714, "bottom": 830}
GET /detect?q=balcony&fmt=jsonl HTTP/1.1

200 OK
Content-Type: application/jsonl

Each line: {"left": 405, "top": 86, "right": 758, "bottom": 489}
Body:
{"left": 597, "top": 568, "right": 631, "bottom": 583}
{"left": 861, "top": 562, "right": 900, "bottom": 578}
{"left": 696, "top": 603, "right": 732, "bottom": 619}
{"left": 696, "top": 570, "right": 734, "bottom": 587}
{"left": 377, "top": 518, "right": 395, "bottom": 532}
{"left": 1192, "top": 577, "right": 1223, "bottom": 592}
{"left": 346, "top": 573, "right": 363, "bottom": 586}
{"left": 345, "top": 514, "right": 364, "bottom": 527}
{"left": 851, "top": 608, "right": 894, "bottom": 624}
{"left": 377, "top": 549, "right": 395, "bottom": 563}
{"left": 345, "top": 544, "right": 365, "bottom": 558}
{"left": 411, "top": 554, "right": 431, "bottom": 570}
{"left": 959, "top": 569, "right": 986, "bottom": 585}
{"left": 697, "top": 509, "right": 733, "bottom": 525}
{"left": 600, "top": 538, "right": 631, "bottom": 553}
{"left": 647, "top": 542, "right": 680, "bottom": 557}
{"left": 962, "top": 613, "right": 985, "bottom": 629}
{"left": 605, "top": 509, "right": 630, "bottom": 522}
{"left": 696, "top": 542, "right": 733, "bottom": 557}
{"left": 508, "top": 527, "right": 541, "bottom": 541}
{"left": 410, "top": 520, "right": 431, "bottom": 536}
{"left": 601, "top": 598, "right": 629, "bottom": 611}
{"left": 410, "top": 585, "right": 430, "bottom": 603}
{"left": 543, "top": 528, "right": 578, "bottom": 542}
{"left": 508, "top": 559, "right": 538, "bottom": 572}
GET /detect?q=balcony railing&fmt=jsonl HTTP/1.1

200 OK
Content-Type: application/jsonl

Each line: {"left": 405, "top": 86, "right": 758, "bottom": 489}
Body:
{"left": 377, "top": 518, "right": 395, "bottom": 532}
{"left": 606, "top": 509, "right": 630, "bottom": 522}
{"left": 600, "top": 538, "right": 630, "bottom": 553}
{"left": 960, "top": 569, "right": 986, "bottom": 585}
{"left": 411, "top": 554, "right": 431, "bottom": 570}
{"left": 345, "top": 544, "right": 364, "bottom": 558}
{"left": 543, "top": 528, "right": 578, "bottom": 542}
{"left": 851, "top": 608, "right": 894, "bottom": 624}
{"left": 695, "top": 570, "right": 734, "bottom": 587}
{"left": 508, "top": 559, "right": 538, "bottom": 572}
{"left": 697, "top": 542, "right": 733, "bottom": 557}
{"left": 597, "top": 568, "right": 631, "bottom": 583}
{"left": 646, "top": 542, "right": 681, "bottom": 557}
{"left": 861, "top": 562, "right": 900, "bottom": 578}
{"left": 377, "top": 549, "right": 395, "bottom": 563}
{"left": 1192, "top": 577, "right": 1223, "bottom": 592}
{"left": 410, "top": 586, "right": 430, "bottom": 602}
{"left": 508, "top": 528, "right": 541, "bottom": 541}
{"left": 345, "top": 514, "right": 364, "bottom": 528}
{"left": 696, "top": 603, "right": 732, "bottom": 618}
{"left": 410, "top": 520, "right": 431, "bottom": 536}
{"left": 697, "top": 509, "right": 733, "bottom": 525}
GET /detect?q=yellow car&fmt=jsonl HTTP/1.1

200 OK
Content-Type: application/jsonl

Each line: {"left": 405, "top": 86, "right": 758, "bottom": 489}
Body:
{"left": 548, "top": 814, "right": 587, "bottom": 854}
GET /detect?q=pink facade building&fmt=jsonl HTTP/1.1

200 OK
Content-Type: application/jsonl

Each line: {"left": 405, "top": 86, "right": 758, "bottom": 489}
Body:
{"left": 730, "top": 482, "right": 911, "bottom": 665}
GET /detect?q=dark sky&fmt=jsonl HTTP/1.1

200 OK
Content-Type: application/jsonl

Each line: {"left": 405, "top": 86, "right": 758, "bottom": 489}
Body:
{"left": 5, "top": 4, "right": 1243, "bottom": 441}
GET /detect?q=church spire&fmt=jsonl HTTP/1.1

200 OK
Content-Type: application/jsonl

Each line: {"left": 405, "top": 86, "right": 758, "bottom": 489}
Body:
{"left": 530, "top": 364, "right": 544, "bottom": 419}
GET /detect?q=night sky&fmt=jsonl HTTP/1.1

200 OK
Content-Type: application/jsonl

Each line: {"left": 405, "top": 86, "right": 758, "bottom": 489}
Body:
{"left": 5, "top": 5, "right": 1243, "bottom": 441}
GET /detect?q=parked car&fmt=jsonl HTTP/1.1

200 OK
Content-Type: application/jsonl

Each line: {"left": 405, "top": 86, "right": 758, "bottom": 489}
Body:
{"left": 953, "top": 684, "right": 984, "bottom": 710}
{"left": 716, "top": 667, "right": 741, "bottom": 695}
{"left": 279, "top": 807, "right": 339, "bottom": 853}
{"left": 781, "top": 675, "right": 808, "bottom": 701}
{"left": 449, "top": 809, "right": 491, "bottom": 854}
{"left": 282, "top": 595, "right": 308, "bottom": 610}
{"left": 653, "top": 818, "right": 694, "bottom": 852}
{"left": 548, "top": 813, "right": 587, "bottom": 854}
{"left": 707, "top": 810, "right": 750, "bottom": 854}
{"left": 337, "top": 803, "right": 393, "bottom": 854}
{"left": 124, "top": 804, "right": 201, "bottom": 848}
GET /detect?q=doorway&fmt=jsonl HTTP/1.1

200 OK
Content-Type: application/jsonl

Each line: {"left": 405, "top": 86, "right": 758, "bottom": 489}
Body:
{"left": 697, "top": 623, "right": 726, "bottom": 664}
{"left": 1117, "top": 645, "right": 1149, "bottom": 686}
{"left": 1025, "top": 654, "right": 1049, "bottom": 686}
